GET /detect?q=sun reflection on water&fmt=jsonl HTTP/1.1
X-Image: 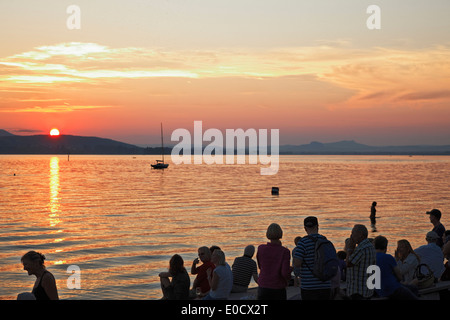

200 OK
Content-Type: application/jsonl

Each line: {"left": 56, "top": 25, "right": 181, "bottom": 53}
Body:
{"left": 49, "top": 157, "right": 61, "bottom": 227}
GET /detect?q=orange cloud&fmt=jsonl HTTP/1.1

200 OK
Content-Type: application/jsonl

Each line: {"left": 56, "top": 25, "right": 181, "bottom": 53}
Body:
{"left": 322, "top": 46, "right": 450, "bottom": 109}
{"left": 1, "top": 41, "right": 450, "bottom": 145}
{"left": 0, "top": 105, "right": 114, "bottom": 113}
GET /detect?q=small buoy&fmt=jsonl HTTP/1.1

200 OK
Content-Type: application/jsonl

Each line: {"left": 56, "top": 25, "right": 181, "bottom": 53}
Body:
{"left": 271, "top": 187, "right": 279, "bottom": 195}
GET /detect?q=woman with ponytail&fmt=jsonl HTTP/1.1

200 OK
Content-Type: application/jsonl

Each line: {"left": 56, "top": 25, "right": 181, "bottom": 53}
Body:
{"left": 20, "top": 251, "right": 59, "bottom": 300}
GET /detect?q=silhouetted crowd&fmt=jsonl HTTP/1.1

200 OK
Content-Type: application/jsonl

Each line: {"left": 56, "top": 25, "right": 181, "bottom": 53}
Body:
{"left": 158, "top": 208, "right": 449, "bottom": 300}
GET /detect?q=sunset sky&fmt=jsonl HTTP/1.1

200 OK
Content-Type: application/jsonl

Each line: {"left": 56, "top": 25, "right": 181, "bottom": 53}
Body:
{"left": 1, "top": 0, "right": 450, "bottom": 146}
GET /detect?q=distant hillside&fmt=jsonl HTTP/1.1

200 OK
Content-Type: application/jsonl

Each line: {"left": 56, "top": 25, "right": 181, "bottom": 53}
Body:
{"left": 0, "top": 133, "right": 169, "bottom": 155}
{"left": 280, "top": 140, "right": 450, "bottom": 155}
{"left": 0, "top": 129, "right": 15, "bottom": 137}
{"left": 1, "top": 130, "right": 449, "bottom": 155}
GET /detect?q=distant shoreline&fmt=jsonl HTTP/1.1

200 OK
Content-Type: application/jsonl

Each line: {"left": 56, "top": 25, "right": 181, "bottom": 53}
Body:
{"left": 1, "top": 131, "right": 449, "bottom": 156}
{"left": 1, "top": 152, "right": 450, "bottom": 156}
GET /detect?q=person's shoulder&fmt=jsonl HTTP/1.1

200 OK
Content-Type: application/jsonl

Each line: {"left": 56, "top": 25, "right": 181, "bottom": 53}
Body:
{"left": 215, "top": 264, "right": 230, "bottom": 273}
{"left": 302, "top": 234, "right": 329, "bottom": 244}
{"left": 179, "top": 268, "right": 191, "bottom": 279}
{"left": 257, "top": 243, "right": 267, "bottom": 250}
{"left": 360, "top": 238, "right": 374, "bottom": 248}
{"left": 354, "top": 239, "right": 374, "bottom": 254}
{"left": 376, "top": 252, "right": 395, "bottom": 267}
{"left": 44, "top": 270, "right": 55, "bottom": 279}
{"left": 383, "top": 253, "right": 397, "bottom": 264}
{"left": 299, "top": 235, "right": 314, "bottom": 244}
{"left": 256, "top": 244, "right": 267, "bottom": 255}
{"left": 317, "top": 234, "right": 329, "bottom": 241}
{"left": 297, "top": 236, "right": 319, "bottom": 252}
{"left": 242, "top": 255, "right": 256, "bottom": 263}
{"left": 414, "top": 244, "right": 427, "bottom": 252}
{"left": 405, "top": 252, "right": 419, "bottom": 262}
{"left": 42, "top": 271, "right": 56, "bottom": 285}
{"left": 431, "top": 244, "right": 444, "bottom": 254}
{"left": 215, "top": 264, "right": 225, "bottom": 270}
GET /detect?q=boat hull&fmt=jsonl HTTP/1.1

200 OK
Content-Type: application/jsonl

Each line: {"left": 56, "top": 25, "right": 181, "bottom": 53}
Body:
{"left": 151, "top": 163, "right": 169, "bottom": 169}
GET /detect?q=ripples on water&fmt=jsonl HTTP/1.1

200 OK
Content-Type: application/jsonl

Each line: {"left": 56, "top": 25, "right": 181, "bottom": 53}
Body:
{"left": 0, "top": 155, "right": 449, "bottom": 299}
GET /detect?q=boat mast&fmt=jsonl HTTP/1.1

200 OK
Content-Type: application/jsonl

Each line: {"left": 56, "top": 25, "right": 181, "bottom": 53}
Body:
{"left": 160, "top": 122, "right": 164, "bottom": 163}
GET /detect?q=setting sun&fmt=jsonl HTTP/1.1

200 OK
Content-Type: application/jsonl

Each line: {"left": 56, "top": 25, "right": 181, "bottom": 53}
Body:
{"left": 50, "top": 128, "right": 60, "bottom": 136}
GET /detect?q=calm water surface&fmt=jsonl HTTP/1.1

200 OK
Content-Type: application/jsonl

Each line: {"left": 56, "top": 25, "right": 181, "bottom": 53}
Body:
{"left": 1, "top": 155, "right": 449, "bottom": 299}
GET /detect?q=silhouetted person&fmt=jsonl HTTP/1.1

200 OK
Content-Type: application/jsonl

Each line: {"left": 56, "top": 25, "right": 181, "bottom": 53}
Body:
{"left": 370, "top": 202, "right": 377, "bottom": 225}
{"left": 345, "top": 224, "right": 376, "bottom": 300}
{"left": 203, "top": 250, "right": 233, "bottom": 300}
{"left": 159, "top": 254, "right": 190, "bottom": 300}
{"left": 20, "top": 251, "right": 59, "bottom": 300}
{"left": 395, "top": 239, "right": 420, "bottom": 284}
{"left": 293, "top": 216, "right": 335, "bottom": 300}
{"left": 191, "top": 246, "right": 215, "bottom": 297}
{"left": 256, "top": 223, "right": 291, "bottom": 300}
{"left": 414, "top": 231, "right": 445, "bottom": 279}
{"left": 231, "top": 245, "right": 258, "bottom": 293}
{"left": 209, "top": 245, "right": 221, "bottom": 255}
{"left": 426, "top": 209, "right": 446, "bottom": 248}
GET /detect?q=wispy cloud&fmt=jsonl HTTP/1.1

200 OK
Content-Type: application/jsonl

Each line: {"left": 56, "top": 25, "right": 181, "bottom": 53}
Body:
{"left": 396, "top": 90, "right": 450, "bottom": 102}
{"left": 2, "top": 75, "right": 85, "bottom": 84}
{"left": 0, "top": 105, "right": 113, "bottom": 113}
{"left": 18, "top": 98, "right": 65, "bottom": 102}
{"left": 2, "top": 42, "right": 450, "bottom": 111}
{"left": 12, "top": 43, "right": 110, "bottom": 60}
{"left": 0, "top": 41, "right": 373, "bottom": 84}
{"left": 12, "top": 129, "right": 44, "bottom": 134}
{"left": 0, "top": 42, "right": 200, "bottom": 85}
{"left": 322, "top": 46, "right": 450, "bottom": 108}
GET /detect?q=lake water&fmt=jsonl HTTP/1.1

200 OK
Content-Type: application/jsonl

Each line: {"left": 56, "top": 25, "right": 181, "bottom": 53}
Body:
{"left": 0, "top": 154, "right": 449, "bottom": 300}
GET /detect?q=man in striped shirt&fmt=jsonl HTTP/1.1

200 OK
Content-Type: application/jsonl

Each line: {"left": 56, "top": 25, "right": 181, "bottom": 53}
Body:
{"left": 345, "top": 224, "right": 376, "bottom": 299}
{"left": 231, "top": 245, "right": 259, "bottom": 293}
{"left": 293, "top": 216, "right": 333, "bottom": 300}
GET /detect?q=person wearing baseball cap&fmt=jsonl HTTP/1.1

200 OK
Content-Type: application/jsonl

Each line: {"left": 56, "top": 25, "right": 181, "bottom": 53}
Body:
{"left": 414, "top": 231, "right": 445, "bottom": 279}
{"left": 293, "top": 216, "right": 335, "bottom": 300}
{"left": 426, "top": 209, "right": 446, "bottom": 248}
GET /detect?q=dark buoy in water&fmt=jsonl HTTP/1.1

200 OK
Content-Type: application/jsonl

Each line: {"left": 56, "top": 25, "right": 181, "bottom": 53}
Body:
{"left": 271, "top": 187, "right": 279, "bottom": 195}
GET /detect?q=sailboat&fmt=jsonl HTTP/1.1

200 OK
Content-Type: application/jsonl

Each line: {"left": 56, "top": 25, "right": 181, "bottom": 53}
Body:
{"left": 151, "top": 123, "right": 169, "bottom": 169}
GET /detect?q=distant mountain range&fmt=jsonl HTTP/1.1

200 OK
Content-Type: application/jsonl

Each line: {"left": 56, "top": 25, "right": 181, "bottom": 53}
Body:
{"left": 279, "top": 140, "right": 450, "bottom": 155}
{"left": 1, "top": 130, "right": 449, "bottom": 155}
{"left": 0, "top": 130, "right": 168, "bottom": 155}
